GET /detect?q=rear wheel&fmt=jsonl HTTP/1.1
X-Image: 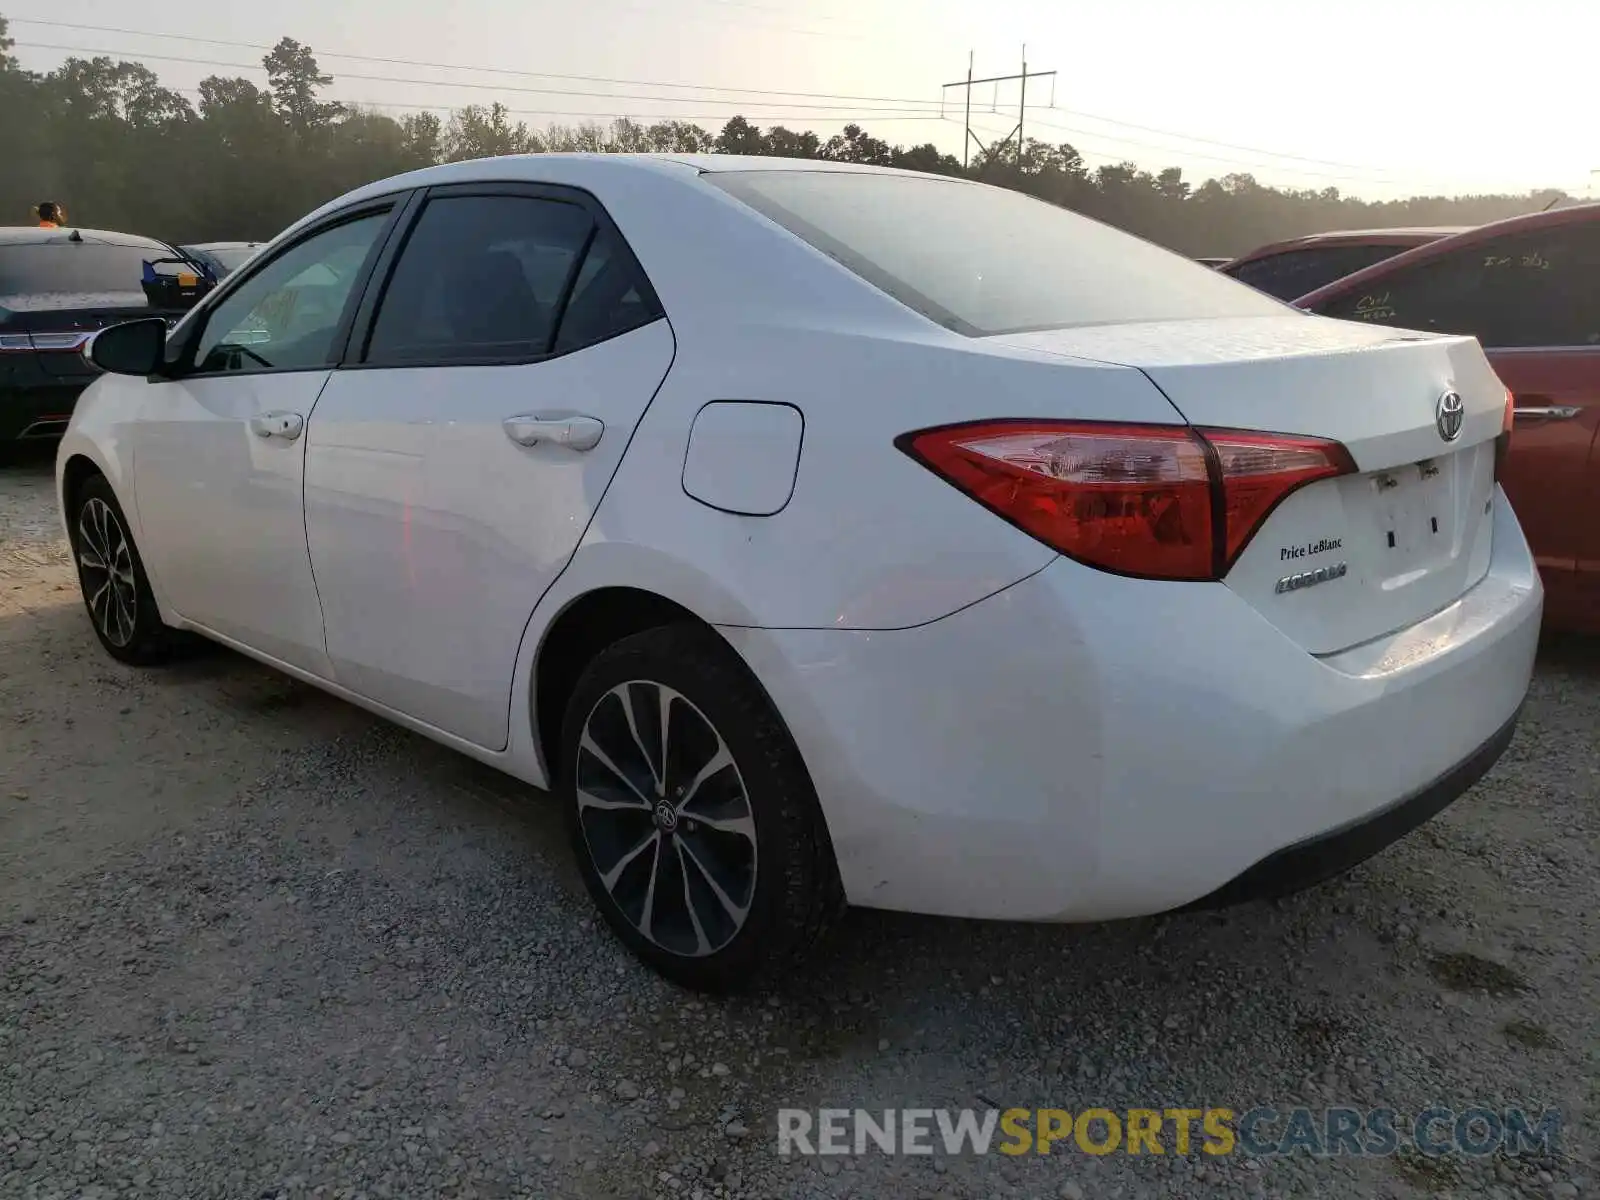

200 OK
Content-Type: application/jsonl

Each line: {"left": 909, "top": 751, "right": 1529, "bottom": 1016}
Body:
{"left": 560, "top": 623, "right": 844, "bottom": 993}
{"left": 71, "top": 473, "right": 177, "bottom": 665}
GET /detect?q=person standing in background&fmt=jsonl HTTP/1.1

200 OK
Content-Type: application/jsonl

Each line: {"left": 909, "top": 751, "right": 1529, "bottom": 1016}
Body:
{"left": 33, "top": 201, "right": 65, "bottom": 228}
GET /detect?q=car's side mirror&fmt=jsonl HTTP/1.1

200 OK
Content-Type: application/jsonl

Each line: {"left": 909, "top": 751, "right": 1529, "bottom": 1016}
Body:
{"left": 87, "top": 318, "right": 168, "bottom": 377}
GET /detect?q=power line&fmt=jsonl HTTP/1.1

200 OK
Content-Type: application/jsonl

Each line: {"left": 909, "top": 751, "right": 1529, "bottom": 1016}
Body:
{"left": 1040, "top": 107, "right": 1389, "bottom": 173}
{"left": 1020, "top": 113, "right": 1397, "bottom": 185}
{"left": 10, "top": 19, "right": 1466, "bottom": 182}
{"left": 6, "top": 16, "right": 1417, "bottom": 178}
{"left": 7, "top": 17, "right": 917, "bottom": 103}
{"left": 12, "top": 41, "right": 949, "bottom": 114}
{"left": 168, "top": 86, "right": 948, "bottom": 126}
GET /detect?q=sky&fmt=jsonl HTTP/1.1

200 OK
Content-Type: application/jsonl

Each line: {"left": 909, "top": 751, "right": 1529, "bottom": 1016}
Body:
{"left": 5, "top": 0, "right": 1596, "bottom": 202}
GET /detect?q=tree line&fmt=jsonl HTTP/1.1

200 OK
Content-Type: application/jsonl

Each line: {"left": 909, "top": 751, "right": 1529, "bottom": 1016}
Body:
{"left": 0, "top": 15, "right": 1566, "bottom": 258}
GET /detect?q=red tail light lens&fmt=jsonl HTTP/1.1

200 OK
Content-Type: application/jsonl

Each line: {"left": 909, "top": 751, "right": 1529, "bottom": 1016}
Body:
{"left": 898, "top": 420, "right": 1355, "bottom": 581}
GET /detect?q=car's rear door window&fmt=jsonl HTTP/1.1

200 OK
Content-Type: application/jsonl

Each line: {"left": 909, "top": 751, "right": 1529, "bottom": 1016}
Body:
{"left": 1311, "top": 223, "right": 1600, "bottom": 348}
{"left": 363, "top": 193, "right": 663, "bottom": 366}
{"left": 709, "top": 169, "right": 1283, "bottom": 336}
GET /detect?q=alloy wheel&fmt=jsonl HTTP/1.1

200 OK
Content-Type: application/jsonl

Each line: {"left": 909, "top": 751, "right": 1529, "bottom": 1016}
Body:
{"left": 77, "top": 497, "right": 138, "bottom": 648}
{"left": 575, "top": 681, "right": 757, "bottom": 957}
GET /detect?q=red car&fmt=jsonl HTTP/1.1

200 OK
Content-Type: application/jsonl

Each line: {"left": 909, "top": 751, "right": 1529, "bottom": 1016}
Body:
{"left": 1221, "top": 226, "right": 1467, "bottom": 300}
{"left": 1296, "top": 203, "right": 1600, "bottom": 633}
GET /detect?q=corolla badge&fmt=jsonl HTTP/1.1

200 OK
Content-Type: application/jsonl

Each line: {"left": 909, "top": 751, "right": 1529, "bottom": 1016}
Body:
{"left": 1435, "top": 390, "right": 1465, "bottom": 442}
{"left": 1275, "top": 561, "right": 1348, "bottom": 595}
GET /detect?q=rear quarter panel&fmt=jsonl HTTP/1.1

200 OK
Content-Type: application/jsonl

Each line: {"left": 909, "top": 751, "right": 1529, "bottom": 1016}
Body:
{"left": 569, "top": 325, "right": 1183, "bottom": 630}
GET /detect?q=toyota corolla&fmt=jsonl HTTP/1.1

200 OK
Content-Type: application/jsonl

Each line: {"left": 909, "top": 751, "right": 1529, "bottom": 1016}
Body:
{"left": 56, "top": 155, "right": 1541, "bottom": 992}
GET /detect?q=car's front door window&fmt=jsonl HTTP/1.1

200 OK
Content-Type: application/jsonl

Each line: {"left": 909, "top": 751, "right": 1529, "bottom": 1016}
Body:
{"left": 190, "top": 213, "right": 389, "bottom": 374}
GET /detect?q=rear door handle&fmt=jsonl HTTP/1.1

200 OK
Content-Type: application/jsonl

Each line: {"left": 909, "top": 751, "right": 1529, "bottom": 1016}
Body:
{"left": 249, "top": 410, "right": 304, "bottom": 441}
{"left": 503, "top": 413, "right": 605, "bottom": 451}
{"left": 1514, "top": 405, "right": 1582, "bottom": 421}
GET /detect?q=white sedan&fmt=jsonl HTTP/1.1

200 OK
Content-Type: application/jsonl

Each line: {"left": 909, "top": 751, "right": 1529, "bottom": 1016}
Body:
{"left": 58, "top": 154, "right": 1541, "bottom": 992}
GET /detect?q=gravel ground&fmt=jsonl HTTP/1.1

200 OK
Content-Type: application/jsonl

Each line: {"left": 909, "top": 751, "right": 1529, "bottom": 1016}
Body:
{"left": 1, "top": 444, "right": 1595, "bottom": 1200}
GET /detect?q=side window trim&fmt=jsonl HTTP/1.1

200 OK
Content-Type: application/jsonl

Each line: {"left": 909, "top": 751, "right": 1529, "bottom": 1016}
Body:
{"left": 174, "top": 192, "right": 415, "bottom": 380}
{"left": 340, "top": 179, "right": 666, "bottom": 371}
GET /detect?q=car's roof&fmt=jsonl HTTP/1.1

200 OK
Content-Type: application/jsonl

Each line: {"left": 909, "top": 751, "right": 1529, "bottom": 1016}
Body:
{"left": 1294, "top": 201, "right": 1600, "bottom": 307}
{"left": 1307, "top": 225, "right": 1469, "bottom": 240}
{"left": 1226, "top": 225, "right": 1468, "bottom": 268}
{"left": 0, "top": 226, "right": 173, "bottom": 249}
{"left": 304, "top": 153, "right": 959, "bottom": 232}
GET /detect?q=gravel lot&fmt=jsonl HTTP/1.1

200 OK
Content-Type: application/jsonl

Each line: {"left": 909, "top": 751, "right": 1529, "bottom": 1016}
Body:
{"left": 1, "top": 444, "right": 1595, "bottom": 1200}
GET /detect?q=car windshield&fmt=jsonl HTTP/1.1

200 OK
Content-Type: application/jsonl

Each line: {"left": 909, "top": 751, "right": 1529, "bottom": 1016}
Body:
{"left": 0, "top": 243, "right": 169, "bottom": 297}
{"left": 709, "top": 169, "right": 1285, "bottom": 336}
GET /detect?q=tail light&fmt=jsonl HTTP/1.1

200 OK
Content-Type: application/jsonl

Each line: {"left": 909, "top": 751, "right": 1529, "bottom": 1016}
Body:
{"left": 0, "top": 331, "right": 93, "bottom": 353}
{"left": 898, "top": 420, "right": 1355, "bottom": 581}
{"left": 1494, "top": 387, "right": 1514, "bottom": 481}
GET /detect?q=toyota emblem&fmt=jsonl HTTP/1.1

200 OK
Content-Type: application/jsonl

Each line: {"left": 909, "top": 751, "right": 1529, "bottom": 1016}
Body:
{"left": 1435, "top": 390, "right": 1465, "bottom": 442}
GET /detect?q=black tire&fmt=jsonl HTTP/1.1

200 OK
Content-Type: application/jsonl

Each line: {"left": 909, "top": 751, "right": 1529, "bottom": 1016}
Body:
{"left": 69, "top": 472, "right": 178, "bottom": 665}
{"left": 560, "top": 622, "right": 845, "bottom": 993}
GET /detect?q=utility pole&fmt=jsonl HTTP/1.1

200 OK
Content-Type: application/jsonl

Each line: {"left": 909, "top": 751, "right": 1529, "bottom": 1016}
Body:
{"left": 962, "top": 51, "right": 973, "bottom": 172}
{"left": 1017, "top": 45, "right": 1027, "bottom": 156}
{"left": 943, "top": 49, "right": 1055, "bottom": 176}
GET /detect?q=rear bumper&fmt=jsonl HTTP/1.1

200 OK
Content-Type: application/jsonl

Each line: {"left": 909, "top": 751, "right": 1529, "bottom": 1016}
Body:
{"left": 0, "top": 381, "right": 91, "bottom": 441}
{"left": 721, "top": 488, "right": 1541, "bottom": 922}
{"left": 1177, "top": 704, "right": 1521, "bottom": 910}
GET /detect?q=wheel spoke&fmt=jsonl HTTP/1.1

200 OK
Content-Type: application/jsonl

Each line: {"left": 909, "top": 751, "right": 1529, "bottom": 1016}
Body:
{"left": 575, "top": 786, "right": 650, "bottom": 814}
{"left": 93, "top": 499, "right": 112, "bottom": 559}
{"left": 599, "top": 828, "right": 659, "bottom": 892}
{"left": 638, "top": 835, "right": 664, "bottom": 943}
{"left": 674, "top": 838, "right": 713, "bottom": 957}
{"left": 87, "top": 578, "right": 112, "bottom": 631}
{"left": 111, "top": 586, "right": 135, "bottom": 645}
{"left": 684, "top": 810, "right": 756, "bottom": 843}
{"left": 78, "top": 545, "right": 106, "bottom": 572}
{"left": 620, "top": 684, "right": 664, "bottom": 793}
{"left": 679, "top": 834, "right": 754, "bottom": 927}
{"left": 675, "top": 746, "right": 733, "bottom": 813}
{"left": 579, "top": 732, "right": 653, "bottom": 808}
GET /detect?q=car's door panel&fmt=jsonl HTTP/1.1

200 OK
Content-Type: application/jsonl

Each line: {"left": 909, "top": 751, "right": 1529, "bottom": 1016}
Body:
{"left": 305, "top": 324, "right": 674, "bottom": 747}
{"left": 132, "top": 206, "right": 400, "bottom": 674}
{"left": 134, "top": 371, "right": 334, "bottom": 670}
{"left": 302, "top": 185, "right": 674, "bottom": 750}
{"left": 1489, "top": 348, "right": 1600, "bottom": 620}
{"left": 1565, "top": 401, "right": 1600, "bottom": 632}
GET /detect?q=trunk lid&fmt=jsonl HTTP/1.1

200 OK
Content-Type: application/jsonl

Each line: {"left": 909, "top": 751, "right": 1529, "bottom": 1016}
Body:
{"left": 991, "top": 314, "right": 1506, "bottom": 655}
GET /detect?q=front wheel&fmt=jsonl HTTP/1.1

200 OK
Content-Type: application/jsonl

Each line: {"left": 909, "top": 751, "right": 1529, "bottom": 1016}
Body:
{"left": 560, "top": 623, "right": 845, "bottom": 993}
{"left": 70, "top": 473, "right": 177, "bottom": 665}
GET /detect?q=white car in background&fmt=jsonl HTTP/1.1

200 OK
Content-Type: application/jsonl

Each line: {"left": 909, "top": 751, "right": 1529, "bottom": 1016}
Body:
{"left": 58, "top": 155, "right": 1540, "bottom": 992}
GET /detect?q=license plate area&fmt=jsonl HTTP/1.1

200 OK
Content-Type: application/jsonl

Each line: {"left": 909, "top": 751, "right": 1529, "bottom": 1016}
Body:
{"left": 1368, "top": 458, "right": 1457, "bottom": 578}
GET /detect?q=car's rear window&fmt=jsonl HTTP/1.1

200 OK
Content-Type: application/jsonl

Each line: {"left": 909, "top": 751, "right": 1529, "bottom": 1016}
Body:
{"left": 709, "top": 170, "right": 1284, "bottom": 336}
{"left": 0, "top": 243, "right": 171, "bottom": 297}
{"left": 1224, "top": 243, "right": 1412, "bottom": 301}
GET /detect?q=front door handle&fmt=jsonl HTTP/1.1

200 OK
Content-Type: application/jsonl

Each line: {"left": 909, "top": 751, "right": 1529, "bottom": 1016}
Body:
{"left": 503, "top": 412, "right": 605, "bottom": 452}
{"left": 249, "top": 410, "right": 305, "bottom": 441}
{"left": 1514, "top": 405, "right": 1582, "bottom": 422}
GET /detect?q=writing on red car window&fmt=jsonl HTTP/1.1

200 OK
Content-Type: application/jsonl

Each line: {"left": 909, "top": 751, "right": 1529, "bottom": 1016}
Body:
{"left": 1352, "top": 292, "right": 1396, "bottom": 321}
{"left": 1482, "top": 251, "right": 1552, "bottom": 271}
